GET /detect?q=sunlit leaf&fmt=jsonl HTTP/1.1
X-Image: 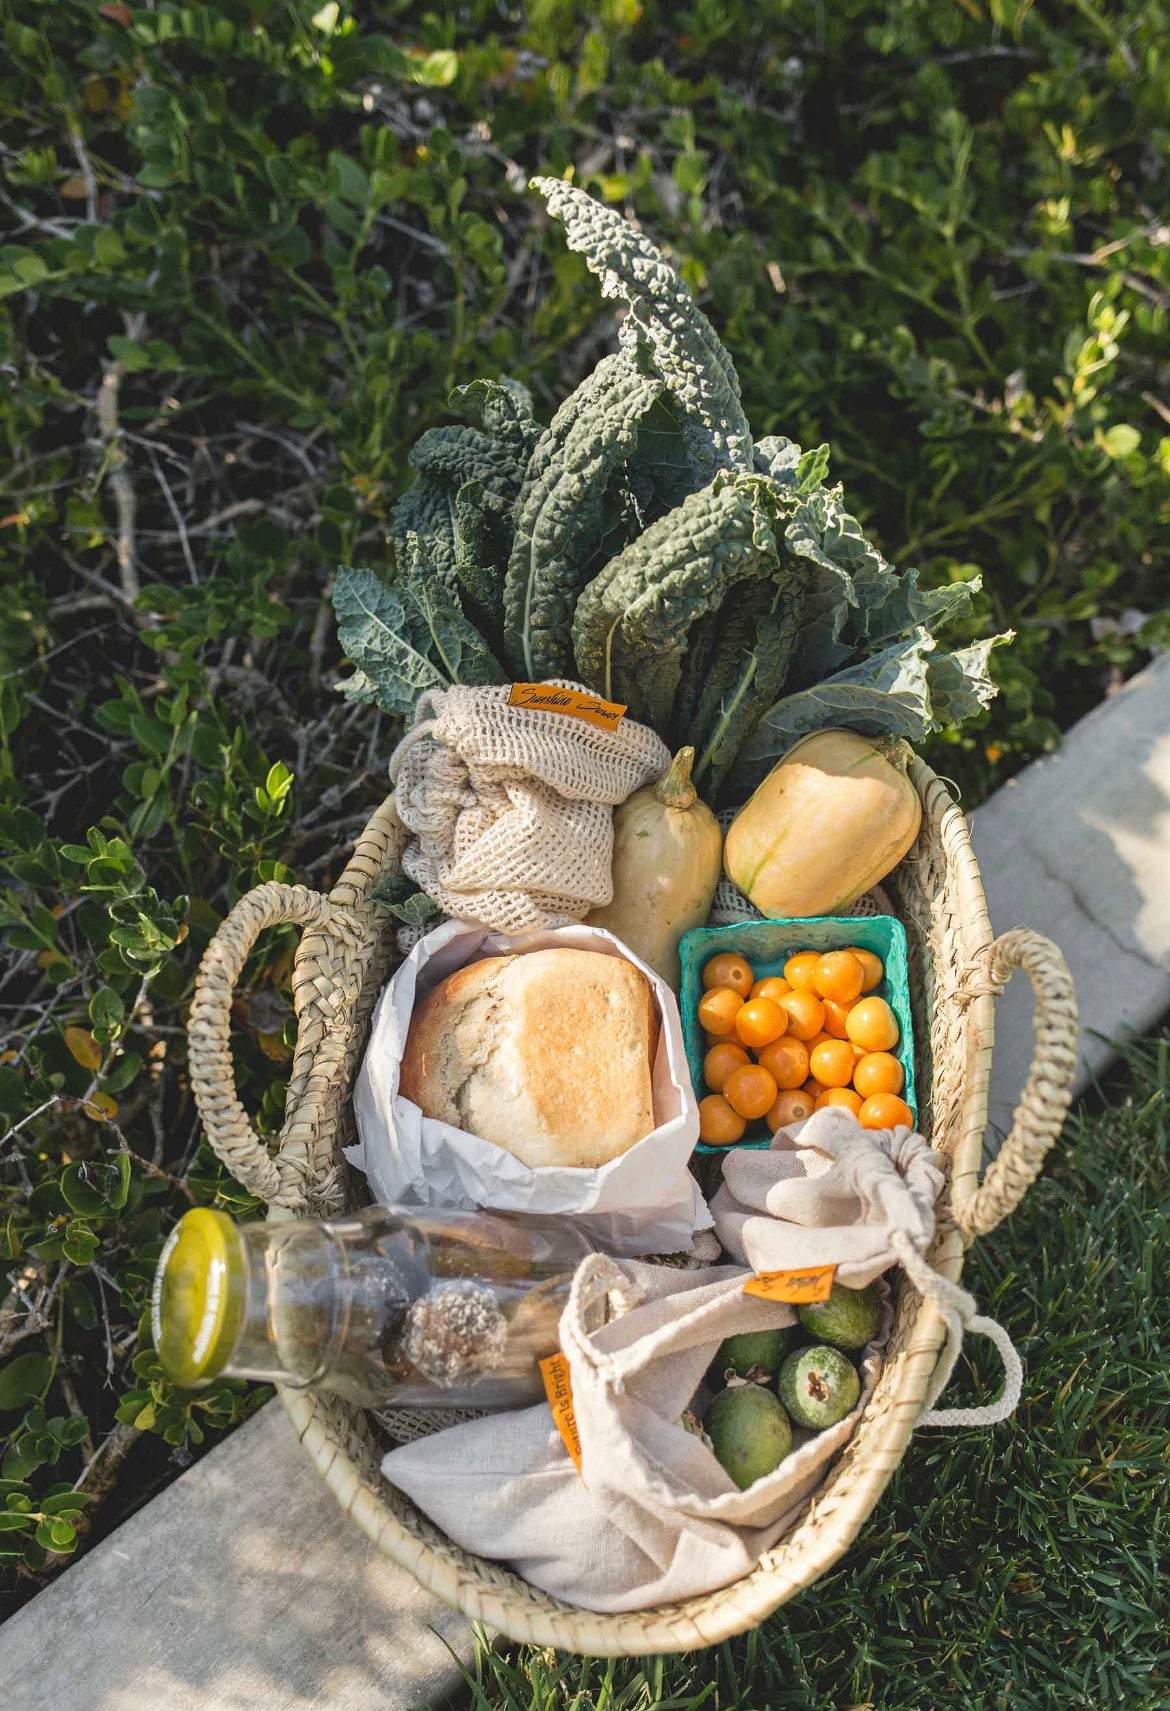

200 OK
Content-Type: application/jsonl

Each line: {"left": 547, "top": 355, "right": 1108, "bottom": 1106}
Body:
{"left": 63, "top": 1027, "right": 102, "bottom": 1072}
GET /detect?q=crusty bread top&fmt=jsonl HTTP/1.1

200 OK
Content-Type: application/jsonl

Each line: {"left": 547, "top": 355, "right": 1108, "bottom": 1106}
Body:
{"left": 399, "top": 948, "right": 659, "bottom": 1169}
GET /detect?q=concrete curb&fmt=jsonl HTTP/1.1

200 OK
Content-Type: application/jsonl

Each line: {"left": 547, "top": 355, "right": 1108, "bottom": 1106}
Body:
{"left": 972, "top": 652, "right": 1170, "bottom": 1141}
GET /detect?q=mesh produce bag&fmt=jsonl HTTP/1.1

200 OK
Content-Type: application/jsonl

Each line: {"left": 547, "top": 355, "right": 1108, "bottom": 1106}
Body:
{"left": 388, "top": 682, "right": 670, "bottom": 935}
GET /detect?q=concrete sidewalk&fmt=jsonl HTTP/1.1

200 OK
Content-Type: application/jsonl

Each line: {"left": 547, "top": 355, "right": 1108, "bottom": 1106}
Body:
{"left": 972, "top": 651, "right": 1170, "bottom": 1140}
{"left": 0, "top": 1404, "right": 472, "bottom": 1711}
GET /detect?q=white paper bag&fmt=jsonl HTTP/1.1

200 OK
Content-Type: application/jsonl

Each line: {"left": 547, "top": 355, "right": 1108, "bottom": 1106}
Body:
{"left": 346, "top": 920, "right": 711, "bottom": 1256}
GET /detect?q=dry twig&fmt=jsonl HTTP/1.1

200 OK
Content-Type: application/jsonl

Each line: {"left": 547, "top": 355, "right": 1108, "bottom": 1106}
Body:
{"left": 94, "top": 311, "right": 147, "bottom": 604}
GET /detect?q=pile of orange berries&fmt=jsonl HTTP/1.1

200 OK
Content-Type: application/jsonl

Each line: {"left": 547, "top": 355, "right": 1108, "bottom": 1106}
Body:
{"left": 695, "top": 946, "right": 912, "bottom": 1146}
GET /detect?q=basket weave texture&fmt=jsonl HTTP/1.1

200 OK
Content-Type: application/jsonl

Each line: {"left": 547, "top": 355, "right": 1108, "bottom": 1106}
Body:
{"left": 187, "top": 756, "right": 1077, "bottom": 1655}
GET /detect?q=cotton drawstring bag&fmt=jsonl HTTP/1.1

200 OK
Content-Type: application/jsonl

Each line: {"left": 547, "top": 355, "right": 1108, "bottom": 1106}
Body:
{"left": 382, "top": 1257, "right": 887, "bottom": 1613}
{"left": 712, "top": 1107, "right": 1024, "bottom": 1429}
{"left": 381, "top": 1111, "right": 1025, "bottom": 1612}
{"left": 388, "top": 681, "right": 671, "bottom": 934}
{"left": 710, "top": 1106, "right": 945, "bottom": 1286}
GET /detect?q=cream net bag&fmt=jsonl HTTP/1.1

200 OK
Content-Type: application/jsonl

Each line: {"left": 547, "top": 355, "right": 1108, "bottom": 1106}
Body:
{"left": 388, "top": 682, "right": 670, "bottom": 934}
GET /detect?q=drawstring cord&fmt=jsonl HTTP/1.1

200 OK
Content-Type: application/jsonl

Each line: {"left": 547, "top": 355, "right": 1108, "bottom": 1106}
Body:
{"left": 890, "top": 1229, "right": 1023, "bottom": 1428}
{"left": 560, "top": 1239, "right": 1023, "bottom": 1427}
{"left": 386, "top": 688, "right": 445, "bottom": 785}
{"left": 558, "top": 1254, "right": 640, "bottom": 1394}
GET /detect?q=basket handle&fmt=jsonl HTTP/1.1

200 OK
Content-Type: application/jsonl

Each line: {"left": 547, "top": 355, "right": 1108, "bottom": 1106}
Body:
{"left": 188, "top": 881, "right": 340, "bottom": 1210}
{"left": 952, "top": 927, "right": 1078, "bottom": 1242}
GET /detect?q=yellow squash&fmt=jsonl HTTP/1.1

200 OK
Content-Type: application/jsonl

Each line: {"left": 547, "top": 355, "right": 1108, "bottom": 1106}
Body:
{"left": 724, "top": 728, "right": 922, "bottom": 917}
{"left": 587, "top": 746, "right": 722, "bottom": 989}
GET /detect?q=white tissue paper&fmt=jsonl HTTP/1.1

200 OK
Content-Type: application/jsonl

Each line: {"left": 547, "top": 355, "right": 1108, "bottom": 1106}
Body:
{"left": 345, "top": 919, "right": 712, "bottom": 1256}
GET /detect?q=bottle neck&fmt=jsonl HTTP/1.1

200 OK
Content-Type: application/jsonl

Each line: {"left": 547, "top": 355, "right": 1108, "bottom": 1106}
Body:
{"left": 226, "top": 1218, "right": 350, "bottom": 1389}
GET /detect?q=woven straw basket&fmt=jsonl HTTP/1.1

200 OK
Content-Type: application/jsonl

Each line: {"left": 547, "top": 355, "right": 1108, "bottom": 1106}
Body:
{"left": 188, "top": 756, "right": 1077, "bottom": 1655}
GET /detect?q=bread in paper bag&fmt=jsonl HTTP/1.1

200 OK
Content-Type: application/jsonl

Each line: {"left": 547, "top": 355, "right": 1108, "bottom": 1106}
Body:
{"left": 399, "top": 947, "right": 657, "bottom": 1168}
{"left": 347, "top": 920, "right": 711, "bottom": 1257}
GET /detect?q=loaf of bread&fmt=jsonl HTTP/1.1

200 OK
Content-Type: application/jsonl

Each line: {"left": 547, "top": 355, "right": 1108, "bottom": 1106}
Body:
{"left": 399, "top": 948, "right": 659, "bottom": 1169}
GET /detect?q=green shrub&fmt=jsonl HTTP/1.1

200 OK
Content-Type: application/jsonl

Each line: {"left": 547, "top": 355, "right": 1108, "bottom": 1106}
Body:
{"left": 0, "top": 0, "right": 1165, "bottom": 1606}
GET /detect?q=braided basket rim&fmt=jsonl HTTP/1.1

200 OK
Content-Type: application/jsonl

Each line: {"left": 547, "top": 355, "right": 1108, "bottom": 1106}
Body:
{"left": 202, "top": 757, "right": 1003, "bottom": 1654}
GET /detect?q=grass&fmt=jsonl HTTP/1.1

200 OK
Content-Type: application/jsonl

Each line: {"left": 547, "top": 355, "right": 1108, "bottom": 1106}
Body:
{"left": 458, "top": 1038, "right": 1170, "bottom": 1711}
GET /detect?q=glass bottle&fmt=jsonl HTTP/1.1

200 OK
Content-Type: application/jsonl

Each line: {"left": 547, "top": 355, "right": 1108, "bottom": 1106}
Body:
{"left": 152, "top": 1204, "right": 597, "bottom": 1409}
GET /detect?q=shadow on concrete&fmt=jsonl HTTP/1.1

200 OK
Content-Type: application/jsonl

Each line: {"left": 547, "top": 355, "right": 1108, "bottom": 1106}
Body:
{"left": 0, "top": 1402, "right": 471, "bottom": 1711}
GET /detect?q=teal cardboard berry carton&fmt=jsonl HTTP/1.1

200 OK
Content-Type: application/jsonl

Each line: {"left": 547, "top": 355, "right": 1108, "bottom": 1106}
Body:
{"left": 679, "top": 916, "right": 917, "bottom": 1152}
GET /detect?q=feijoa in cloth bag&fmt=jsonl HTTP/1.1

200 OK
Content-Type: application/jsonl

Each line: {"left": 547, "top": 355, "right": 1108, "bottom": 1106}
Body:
{"left": 710, "top": 1107, "right": 1027, "bottom": 1429}
{"left": 188, "top": 756, "right": 1079, "bottom": 1654}
{"left": 379, "top": 1107, "right": 1016, "bottom": 1614}
{"left": 382, "top": 1257, "right": 887, "bottom": 1614}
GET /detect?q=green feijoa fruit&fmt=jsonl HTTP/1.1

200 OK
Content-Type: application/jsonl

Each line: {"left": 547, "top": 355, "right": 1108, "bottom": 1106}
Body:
{"left": 778, "top": 1345, "right": 861, "bottom": 1431}
{"left": 711, "top": 1327, "right": 790, "bottom": 1386}
{"left": 705, "top": 1384, "right": 793, "bottom": 1490}
{"left": 796, "top": 1282, "right": 881, "bottom": 1351}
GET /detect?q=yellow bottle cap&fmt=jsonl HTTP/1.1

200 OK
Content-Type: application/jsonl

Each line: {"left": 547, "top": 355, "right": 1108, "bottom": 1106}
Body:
{"left": 151, "top": 1208, "right": 245, "bottom": 1388}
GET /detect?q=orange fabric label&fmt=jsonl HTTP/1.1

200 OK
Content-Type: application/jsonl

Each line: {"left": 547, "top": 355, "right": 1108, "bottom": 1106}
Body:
{"left": 539, "top": 1352, "right": 582, "bottom": 1472}
{"left": 743, "top": 1263, "right": 838, "bottom": 1304}
{"left": 507, "top": 682, "right": 627, "bottom": 732}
